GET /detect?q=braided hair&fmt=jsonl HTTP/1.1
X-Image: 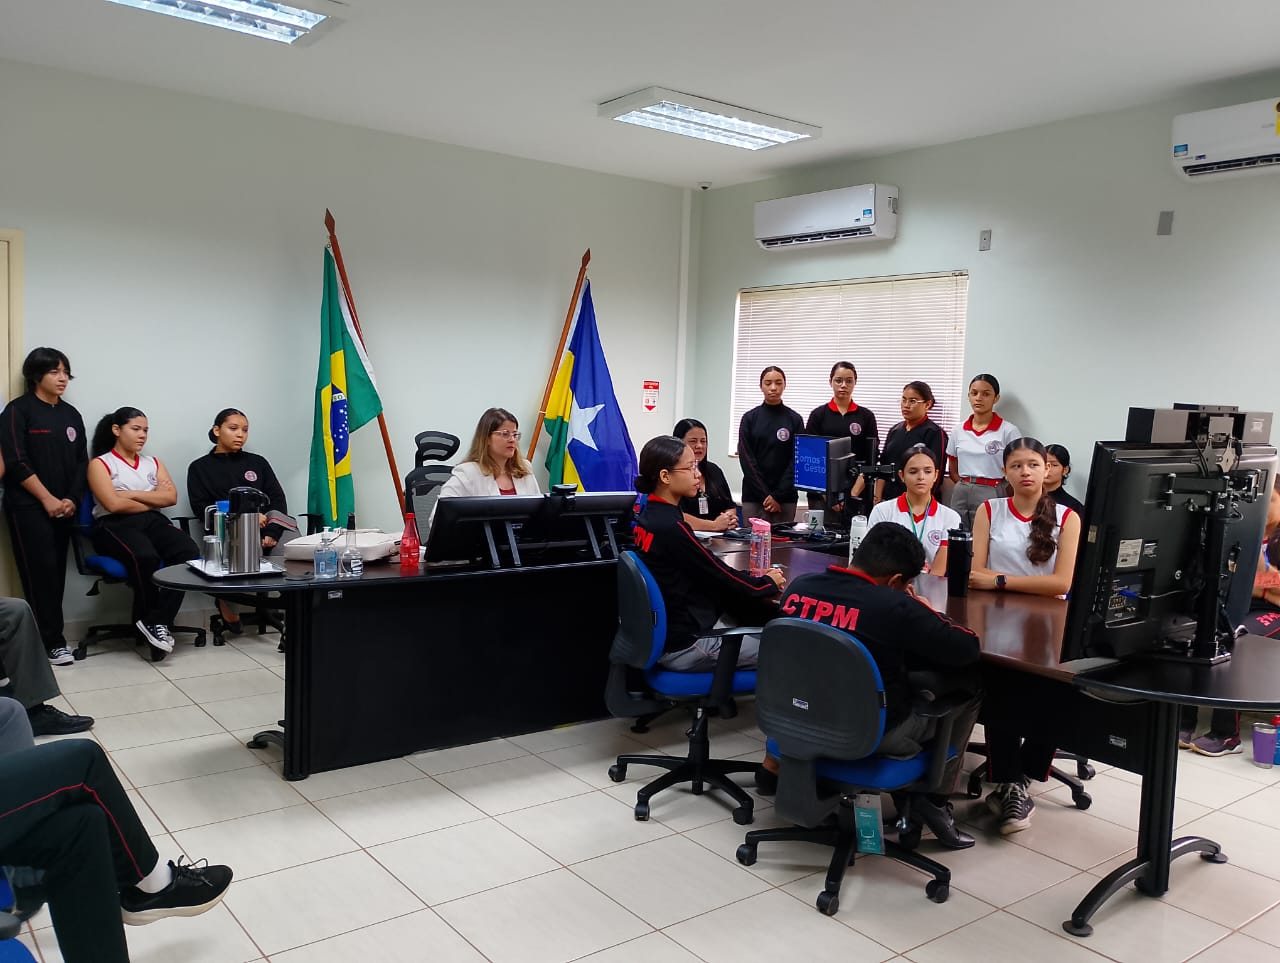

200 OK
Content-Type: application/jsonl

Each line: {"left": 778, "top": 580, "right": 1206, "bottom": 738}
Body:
{"left": 1004, "top": 436, "right": 1057, "bottom": 566}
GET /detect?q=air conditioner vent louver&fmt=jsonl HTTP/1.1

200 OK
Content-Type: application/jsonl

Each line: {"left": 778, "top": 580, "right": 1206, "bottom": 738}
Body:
{"left": 753, "top": 184, "right": 898, "bottom": 250}
{"left": 1181, "top": 152, "right": 1280, "bottom": 177}
{"left": 759, "top": 226, "right": 875, "bottom": 248}
{"left": 1172, "top": 97, "right": 1280, "bottom": 182}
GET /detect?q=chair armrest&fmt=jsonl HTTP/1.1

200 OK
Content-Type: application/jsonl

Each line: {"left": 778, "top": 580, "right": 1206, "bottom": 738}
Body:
{"left": 0, "top": 909, "right": 21, "bottom": 940}
{"left": 169, "top": 515, "right": 200, "bottom": 536}
{"left": 913, "top": 690, "right": 976, "bottom": 720}
{"left": 703, "top": 626, "right": 757, "bottom": 718}
{"left": 300, "top": 513, "right": 325, "bottom": 535}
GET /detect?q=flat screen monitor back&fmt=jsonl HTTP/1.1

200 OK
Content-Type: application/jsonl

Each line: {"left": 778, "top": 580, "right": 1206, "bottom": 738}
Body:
{"left": 424, "top": 494, "right": 544, "bottom": 564}
{"left": 1062, "top": 441, "right": 1276, "bottom": 661}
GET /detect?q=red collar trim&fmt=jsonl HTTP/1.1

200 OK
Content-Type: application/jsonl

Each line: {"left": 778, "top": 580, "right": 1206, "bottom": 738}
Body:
{"left": 109, "top": 449, "right": 141, "bottom": 471}
{"left": 1008, "top": 498, "right": 1035, "bottom": 523}
{"left": 962, "top": 413, "right": 1003, "bottom": 436}
{"left": 827, "top": 565, "right": 877, "bottom": 585}
{"left": 895, "top": 494, "right": 938, "bottom": 520}
{"left": 826, "top": 399, "right": 858, "bottom": 413}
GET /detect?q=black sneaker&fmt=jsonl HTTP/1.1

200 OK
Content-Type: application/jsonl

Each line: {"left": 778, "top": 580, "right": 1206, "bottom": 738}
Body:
{"left": 135, "top": 620, "right": 174, "bottom": 654}
{"left": 120, "top": 858, "right": 233, "bottom": 926}
{"left": 998, "top": 780, "right": 1035, "bottom": 835}
{"left": 28, "top": 704, "right": 95, "bottom": 736}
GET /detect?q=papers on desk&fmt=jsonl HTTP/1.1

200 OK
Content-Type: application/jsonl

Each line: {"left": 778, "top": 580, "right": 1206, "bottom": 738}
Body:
{"left": 694, "top": 530, "right": 716, "bottom": 541}
{"left": 187, "top": 559, "right": 282, "bottom": 579}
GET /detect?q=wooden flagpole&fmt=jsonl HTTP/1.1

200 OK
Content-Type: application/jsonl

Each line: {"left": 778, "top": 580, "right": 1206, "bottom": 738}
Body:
{"left": 324, "top": 209, "right": 406, "bottom": 515}
{"left": 525, "top": 248, "right": 590, "bottom": 462}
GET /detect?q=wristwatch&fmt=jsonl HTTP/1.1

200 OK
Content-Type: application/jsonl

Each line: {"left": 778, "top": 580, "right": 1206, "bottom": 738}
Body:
{"left": 994, "top": 574, "right": 1007, "bottom": 591}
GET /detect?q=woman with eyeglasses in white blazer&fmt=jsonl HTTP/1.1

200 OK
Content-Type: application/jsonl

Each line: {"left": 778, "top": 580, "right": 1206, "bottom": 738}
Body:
{"left": 438, "top": 407, "right": 543, "bottom": 498}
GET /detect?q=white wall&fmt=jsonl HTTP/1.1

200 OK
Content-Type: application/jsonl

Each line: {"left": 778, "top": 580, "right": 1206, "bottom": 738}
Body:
{"left": 0, "top": 59, "right": 687, "bottom": 623}
{"left": 690, "top": 72, "right": 1280, "bottom": 502}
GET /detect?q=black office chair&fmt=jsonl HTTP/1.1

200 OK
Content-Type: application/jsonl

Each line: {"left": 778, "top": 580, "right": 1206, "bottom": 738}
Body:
{"left": 736, "top": 617, "right": 981, "bottom": 916}
{"left": 604, "top": 551, "right": 760, "bottom": 825}
{"left": 71, "top": 496, "right": 206, "bottom": 662}
{"left": 405, "top": 464, "right": 456, "bottom": 541}
{"left": 414, "top": 430, "right": 460, "bottom": 468}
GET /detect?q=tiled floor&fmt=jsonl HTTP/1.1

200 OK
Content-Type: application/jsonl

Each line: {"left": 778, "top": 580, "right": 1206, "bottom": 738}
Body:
{"left": 14, "top": 631, "right": 1280, "bottom": 962}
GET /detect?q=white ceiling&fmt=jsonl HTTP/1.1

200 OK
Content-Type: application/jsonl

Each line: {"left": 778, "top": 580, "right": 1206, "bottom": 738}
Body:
{"left": 3, "top": 0, "right": 1279, "bottom": 188}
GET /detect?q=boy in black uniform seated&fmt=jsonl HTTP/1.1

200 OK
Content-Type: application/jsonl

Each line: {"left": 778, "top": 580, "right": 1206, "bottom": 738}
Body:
{"left": 775, "top": 522, "right": 982, "bottom": 848}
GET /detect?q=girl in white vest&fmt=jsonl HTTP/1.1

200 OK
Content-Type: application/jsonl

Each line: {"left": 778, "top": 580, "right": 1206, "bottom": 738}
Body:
{"left": 867, "top": 443, "right": 961, "bottom": 574}
{"left": 968, "top": 436, "right": 1081, "bottom": 835}
{"left": 946, "top": 373, "right": 1021, "bottom": 529}
{"left": 87, "top": 407, "right": 198, "bottom": 655}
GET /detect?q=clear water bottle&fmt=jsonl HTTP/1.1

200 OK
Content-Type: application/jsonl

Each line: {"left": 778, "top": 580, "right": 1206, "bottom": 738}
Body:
{"left": 313, "top": 529, "right": 339, "bottom": 580}
{"left": 339, "top": 512, "right": 364, "bottom": 579}
{"left": 749, "top": 518, "right": 772, "bottom": 576}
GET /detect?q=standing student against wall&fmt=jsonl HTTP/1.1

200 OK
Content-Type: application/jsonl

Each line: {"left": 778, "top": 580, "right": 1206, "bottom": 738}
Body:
{"left": 877, "top": 381, "right": 947, "bottom": 504}
{"left": 804, "top": 361, "right": 879, "bottom": 516}
{"left": 946, "top": 373, "right": 1021, "bottom": 529}
{"left": 738, "top": 366, "right": 805, "bottom": 524}
{"left": 0, "top": 348, "right": 88, "bottom": 667}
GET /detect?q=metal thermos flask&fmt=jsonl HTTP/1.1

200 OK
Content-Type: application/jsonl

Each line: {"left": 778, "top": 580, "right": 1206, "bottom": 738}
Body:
{"left": 226, "top": 487, "right": 269, "bottom": 575}
{"left": 946, "top": 528, "right": 973, "bottom": 597}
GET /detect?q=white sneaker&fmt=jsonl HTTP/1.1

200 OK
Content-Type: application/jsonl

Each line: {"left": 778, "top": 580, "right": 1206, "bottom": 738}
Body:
{"left": 136, "top": 621, "right": 174, "bottom": 654}
{"left": 48, "top": 647, "right": 75, "bottom": 666}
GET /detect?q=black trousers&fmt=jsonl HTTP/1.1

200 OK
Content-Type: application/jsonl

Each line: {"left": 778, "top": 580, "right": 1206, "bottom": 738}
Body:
{"left": 0, "top": 738, "right": 158, "bottom": 963}
{"left": 5, "top": 508, "right": 74, "bottom": 655}
{"left": 985, "top": 726, "right": 1058, "bottom": 784}
{"left": 1179, "top": 704, "right": 1238, "bottom": 738}
{"left": 91, "top": 512, "right": 199, "bottom": 627}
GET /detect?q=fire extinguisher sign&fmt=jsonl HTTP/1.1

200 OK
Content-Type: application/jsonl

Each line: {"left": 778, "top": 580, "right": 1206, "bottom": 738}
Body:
{"left": 642, "top": 381, "right": 659, "bottom": 412}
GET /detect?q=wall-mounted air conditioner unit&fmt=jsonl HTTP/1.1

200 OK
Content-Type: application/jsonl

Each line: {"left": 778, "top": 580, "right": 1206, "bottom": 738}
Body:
{"left": 754, "top": 183, "right": 898, "bottom": 250}
{"left": 1172, "top": 97, "right": 1280, "bottom": 180}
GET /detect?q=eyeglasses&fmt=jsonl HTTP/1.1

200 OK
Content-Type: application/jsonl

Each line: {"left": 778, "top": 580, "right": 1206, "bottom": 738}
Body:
{"left": 669, "top": 465, "right": 701, "bottom": 475}
{"left": 831, "top": 378, "right": 855, "bottom": 387}
{"left": 491, "top": 430, "right": 522, "bottom": 441}
{"left": 901, "top": 398, "right": 927, "bottom": 407}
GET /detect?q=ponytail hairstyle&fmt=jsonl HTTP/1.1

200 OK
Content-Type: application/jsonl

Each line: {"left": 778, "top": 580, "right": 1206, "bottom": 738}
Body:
{"left": 1004, "top": 436, "right": 1057, "bottom": 566}
{"left": 970, "top": 373, "right": 1001, "bottom": 395}
{"left": 209, "top": 407, "right": 247, "bottom": 447}
{"left": 634, "top": 435, "right": 689, "bottom": 495}
{"left": 759, "top": 365, "right": 786, "bottom": 385}
{"left": 92, "top": 407, "right": 146, "bottom": 458}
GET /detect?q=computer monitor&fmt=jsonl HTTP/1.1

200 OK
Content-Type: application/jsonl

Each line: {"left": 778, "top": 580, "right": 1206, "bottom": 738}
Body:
{"left": 424, "top": 495, "right": 545, "bottom": 567}
{"left": 1062, "top": 440, "right": 1277, "bottom": 663}
{"left": 794, "top": 435, "right": 853, "bottom": 494}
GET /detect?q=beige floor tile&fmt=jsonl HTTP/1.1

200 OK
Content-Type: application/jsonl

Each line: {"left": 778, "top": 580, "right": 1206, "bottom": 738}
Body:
{"left": 1042, "top": 771, "right": 1212, "bottom": 833}
{"left": 125, "top": 787, "right": 167, "bottom": 836}
{"left": 199, "top": 691, "right": 284, "bottom": 731}
{"left": 434, "top": 869, "right": 650, "bottom": 963}
{"left": 35, "top": 904, "right": 260, "bottom": 963}
{"left": 902, "top": 910, "right": 1104, "bottom": 963}
{"left": 315, "top": 776, "right": 485, "bottom": 846}
{"left": 140, "top": 763, "right": 306, "bottom": 831}
{"left": 268, "top": 909, "right": 487, "bottom": 963}
{"left": 92, "top": 704, "right": 223, "bottom": 751}
{"left": 174, "top": 803, "right": 358, "bottom": 879}
{"left": 224, "top": 851, "right": 423, "bottom": 956}
{"left": 665, "top": 889, "right": 895, "bottom": 962}
{"left": 574, "top": 835, "right": 770, "bottom": 928}
{"left": 175, "top": 667, "right": 284, "bottom": 704}
{"left": 1177, "top": 812, "right": 1280, "bottom": 882}
{"left": 408, "top": 737, "right": 529, "bottom": 775}
{"left": 434, "top": 754, "right": 595, "bottom": 816}
{"left": 601, "top": 779, "right": 769, "bottom": 832}
{"left": 227, "top": 635, "right": 286, "bottom": 668}
{"left": 54, "top": 649, "right": 165, "bottom": 693}
{"left": 1190, "top": 933, "right": 1280, "bottom": 963}
{"left": 65, "top": 679, "right": 192, "bottom": 718}
{"left": 370, "top": 819, "right": 558, "bottom": 905}
{"left": 1242, "top": 902, "right": 1280, "bottom": 947}
{"left": 1173, "top": 758, "right": 1270, "bottom": 809}
{"left": 110, "top": 731, "right": 264, "bottom": 787}
{"left": 538, "top": 733, "right": 660, "bottom": 788}
{"left": 154, "top": 646, "right": 262, "bottom": 680}
{"left": 577, "top": 932, "right": 704, "bottom": 962}
{"left": 684, "top": 810, "right": 829, "bottom": 885}
{"left": 933, "top": 813, "right": 1078, "bottom": 907}
{"left": 992, "top": 796, "right": 1137, "bottom": 870}
{"left": 1222, "top": 782, "right": 1280, "bottom": 826}
{"left": 1006, "top": 874, "right": 1229, "bottom": 963}
{"left": 497, "top": 790, "right": 673, "bottom": 864}
{"left": 508, "top": 717, "right": 638, "bottom": 753}
{"left": 288, "top": 757, "right": 424, "bottom": 801}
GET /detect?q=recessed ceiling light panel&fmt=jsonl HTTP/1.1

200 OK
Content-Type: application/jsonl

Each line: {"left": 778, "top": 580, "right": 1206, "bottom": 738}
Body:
{"left": 103, "top": 0, "right": 330, "bottom": 45}
{"left": 599, "top": 87, "right": 820, "bottom": 150}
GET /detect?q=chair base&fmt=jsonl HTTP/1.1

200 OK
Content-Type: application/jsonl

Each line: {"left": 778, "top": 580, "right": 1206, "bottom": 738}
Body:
{"left": 73, "top": 623, "right": 208, "bottom": 663}
{"left": 609, "top": 710, "right": 758, "bottom": 824}
{"left": 737, "top": 800, "right": 951, "bottom": 916}
{"left": 965, "top": 744, "right": 1094, "bottom": 810}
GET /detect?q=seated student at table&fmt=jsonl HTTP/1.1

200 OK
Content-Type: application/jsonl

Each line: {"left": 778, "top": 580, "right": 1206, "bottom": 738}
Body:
{"left": 969, "top": 436, "right": 1081, "bottom": 833}
{"left": 672, "top": 418, "right": 738, "bottom": 532}
{"left": 868, "top": 444, "right": 962, "bottom": 574}
{"left": 1180, "top": 471, "right": 1280, "bottom": 756}
{"left": 438, "top": 407, "right": 542, "bottom": 499}
{"left": 187, "top": 408, "right": 297, "bottom": 634}
{"left": 88, "top": 407, "right": 200, "bottom": 655}
{"left": 946, "top": 373, "right": 1021, "bottom": 528}
{"left": 776, "top": 521, "right": 982, "bottom": 848}
{"left": 1043, "top": 444, "right": 1083, "bottom": 514}
{"left": 877, "top": 380, "right": 947, "bottom": 505}
{"left": 633, "top": 435, "right": 783, "bottom": 670}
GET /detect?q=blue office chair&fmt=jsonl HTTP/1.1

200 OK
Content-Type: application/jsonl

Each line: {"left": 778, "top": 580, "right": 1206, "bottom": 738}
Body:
{"left": 605, "top": 551, "right": 761, "bottom": 825}
{"left": 737, "top": 617, "right": 980, "bottom": 916}
{"left": 71, "top": 495, "right": 207, "bottom": 662}
{"left": 0, "top": 873, "right": 37, "bottom": 962}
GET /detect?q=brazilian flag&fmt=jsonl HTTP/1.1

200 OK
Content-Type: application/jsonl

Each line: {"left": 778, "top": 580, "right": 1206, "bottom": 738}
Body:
{"left": 307, "top": 247, "right": 383, "bottom": 528}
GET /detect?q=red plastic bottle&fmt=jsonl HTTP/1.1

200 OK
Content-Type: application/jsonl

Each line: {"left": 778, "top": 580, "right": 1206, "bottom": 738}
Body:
{"left": 399, "top": 513, "right": 420, "bottom": 570}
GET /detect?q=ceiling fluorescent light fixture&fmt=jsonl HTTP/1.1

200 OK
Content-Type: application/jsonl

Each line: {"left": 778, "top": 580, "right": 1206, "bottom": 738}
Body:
{"left": 599, "top": 87, "right": 820, "bottom": 150}
{"left": 102, "top": 0, "right": 328, "bottom": 44}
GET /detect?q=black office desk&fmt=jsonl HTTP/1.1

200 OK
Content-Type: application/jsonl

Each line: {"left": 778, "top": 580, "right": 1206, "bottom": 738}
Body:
{"left": 156, "top": 558, "right": 618, "bottom": 781}
{"left": 716, "top": 540, "right": 1280, "bottom": 937}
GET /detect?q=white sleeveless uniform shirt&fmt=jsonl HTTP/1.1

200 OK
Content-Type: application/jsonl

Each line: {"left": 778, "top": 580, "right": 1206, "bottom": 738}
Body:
{"left": 93, "top": 451, "right": 160, "bottom": 518}
{"left": 983, "top": 497, "right": 1073, "bottom": 577}
{"left": 868, "top": 495, "right": 961, "bottom": 568}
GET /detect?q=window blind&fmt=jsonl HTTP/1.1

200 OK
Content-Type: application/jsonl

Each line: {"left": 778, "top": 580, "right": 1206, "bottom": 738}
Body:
{"left": 729, "top": 272, "right": 969, "bottom": 457}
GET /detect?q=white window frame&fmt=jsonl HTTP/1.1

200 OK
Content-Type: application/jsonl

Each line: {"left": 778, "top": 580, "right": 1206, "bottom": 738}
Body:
{"left": 729, "top": 271, "right": 969, "bottom": 457}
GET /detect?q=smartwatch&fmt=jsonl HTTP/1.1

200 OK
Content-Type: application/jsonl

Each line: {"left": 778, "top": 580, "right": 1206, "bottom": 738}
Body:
{"left": 994, "top": 574, "right": 1007, "bottom": 591}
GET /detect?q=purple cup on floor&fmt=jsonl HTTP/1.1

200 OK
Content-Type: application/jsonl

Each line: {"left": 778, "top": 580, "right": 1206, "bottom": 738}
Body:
{"left": 1251, "top": 722, "right": 1277, "bottom": 768}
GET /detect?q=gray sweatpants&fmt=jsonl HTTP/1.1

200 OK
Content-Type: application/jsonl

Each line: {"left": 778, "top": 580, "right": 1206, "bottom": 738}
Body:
{"left": 0, "top": 597, "right": 61, "bottom": 710}
{"left": 0, "top": 696, "right": 35, "bottom": 755}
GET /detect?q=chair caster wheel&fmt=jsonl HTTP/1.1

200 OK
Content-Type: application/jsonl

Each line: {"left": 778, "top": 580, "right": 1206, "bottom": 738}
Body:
{"left": 1078, "top": 763, "right": 1096, "bottom": 780}
{"left": 1201, "top": 850, "right": 1228, "bottom": 864}
{"left": 1073, "top": 792, "right": 1092, "bottom": 810}
{"left": 630, "top": 721, "right": 650, "bottom": 734}
{"left": 736, "top": 844, "right": 757, "bottom": 866}
{"left": 926, "top": 880, "right": 949, "bottom": 903}
{"left": 73, "top": 646, "right": 87, "bottom": 661}
{"left": 816, "top": 891, "right": 839, "bottom": 916}
{"left": 212, "top": 635, "right": 226, "bottom": 647}
{"left": 634, "top": 801, "right": 650, "bottom": 821}
{"left": 148, "top": 648, "right": 166, "bottom": 663}
{"left": 732, "top": 806, "right": 754, "bottom": 826}
{"left": 194, "top": 636, "right": 207, "bottom": 648}
{"left": 608, "top": 764, "right": 626, "bottom": 783}
{"left": 246, "top": 738, "right": 268, "bottom": 749}
{"left": 965, "top": 775, "right": 982, "bottom": 799}
{"left": 898, "top": 824, "right": 922, "bottom": 851}
{"left": 691, "top": 781, "right": 704, "bottom": 795}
